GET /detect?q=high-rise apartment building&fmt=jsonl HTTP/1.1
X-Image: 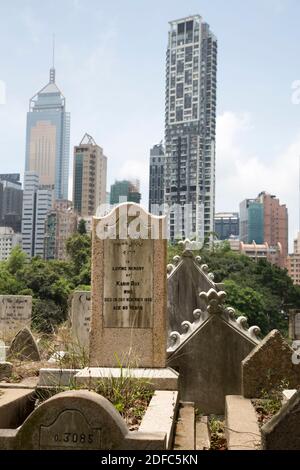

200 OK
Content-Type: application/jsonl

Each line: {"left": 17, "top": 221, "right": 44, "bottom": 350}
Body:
{"left": 164, "top": 15, "right": 217, "bottom": 241}
{"left": 287, "top": 233, "right": 300, "bottom": 285}
{"left": 257, "top": 191, "right": 288, "bottom": 262}
{"left": 0, "top": 174, "right": 23, "bottom": 232}
{"left": 239, "top": 199, "right": 264, "bottom": 244}
{"left": 73, "top": 134, "right": 107, "bottom": 217}
{"left": 0, "top": 227, "right": 22, "bottom": 261}
{"left": 239, "top": 192, "right": 288, "bottom": 268}
{"left": 44, "top": 200, "right": 77, "bottom": 260}
{"left": 21, "top": 172, "right": 53, "bottom": 258}
{"left": 214, "top": 212, "right": 239, "bottom": 240}
{"left": 149, "top": 143, "right": 164, "bottom": 214}
{"left": 25, "top": 67, "right": 70, "bottom": 200}
{"left": 110, "top": 180, "right": 141, "bottom": 205}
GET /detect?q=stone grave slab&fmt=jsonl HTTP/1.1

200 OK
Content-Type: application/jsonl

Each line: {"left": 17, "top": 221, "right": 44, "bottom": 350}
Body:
{"left": 69, "top": 291, "right": 91, "bottom": 352}
{"left": 0, "top": 296, "right": 32, "bottom": 341}
{"left": 0, "top": 362, "right": 12, "bottom": 381}
{"left": 262, "top": 389, "right": 300, "bottom": 449}
{"left": 0, "top": 390, "right": 166, "bottom": 450}
{"left": 167, "top": 249, "right": 223, "bottom": 334}
{"left": 89, "top": 203, "right": 167, "bottom": 368}
{"left": 7, "top": 327, "right": 40, "bottom": 362}
{"left": 167, "top": 288, "right": 261, "bottom": 414}
{"left": 242, "top": 329, "right": 300, "bottom": 398}
{"left": 74, "top": 367, "right": 179, "bottom": 391}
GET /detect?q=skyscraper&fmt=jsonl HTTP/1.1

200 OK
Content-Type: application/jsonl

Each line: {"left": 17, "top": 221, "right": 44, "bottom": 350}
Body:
{"left": 110, "top": 180, "right": 141, "bottom": 205}
{"left": 258, "top": 191, "right": 288, "bottom": 263}
{"left": 44, "top": 200, "right": 77, "bottom": 260}
{"left": 164, "top": 15, "right": 217, "bottom": 241}
{"left": 239, "top": 199, "right": 264, "bottom": 244}
{"left": 21, "top": 172, "right": 53, "bottom": 258}
{"left": 25, "top": 67, "right": 70, "bottom": 200}
{"left": 149, "top": 143, "right": 164, "bottom": 214}
{"left": 239, "top": 192, "right": 288, "bottom": 268}
{"left": 214, "top": 212, "right": 239, "bottom": 240}
{"left": 0, "top": 227, "right": 22, "bottom": 261}
{"left": 287, "top": 233, "right": 300, "bottom": 285}
{"left": 0, "top": 174, "right": 23, "bottom": 232}
{"left": 73, "top": 133, "right": 107, "bottom": 217}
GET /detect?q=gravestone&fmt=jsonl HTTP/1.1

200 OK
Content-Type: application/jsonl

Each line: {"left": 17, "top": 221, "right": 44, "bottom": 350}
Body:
{"left": 69, "top": 291, "right": 91, "bottom": 352}
{"left": 0, "top": 296, "right": 32, "bottom": 341}
{"left": 289, "top": 309, "right": 300, "bottom": 340}
{"left": 0, "top": 390, "right": 166, "bottom": 450}
{"left": 167, "top": 288, "right": 261, "bottom": 414}
{"left": 7, "top": 328, "right": 40, "bottom": 362}
{"left": 89, "top": 203, "right": 167, "bottom": 368}
{"left": 0, "top": 362, "right": 12, "bottom": 381}
{"left": 242, "top": 329, "right": 300, "bottom": 398}
{"left": 0, "top": 340, "right": 6, "bottom": 361}
{"left": 167, "top": 248, "right": 223, "bottom": 334}
{"left": 261, "top": 389, "right": 300, "bottom": 450}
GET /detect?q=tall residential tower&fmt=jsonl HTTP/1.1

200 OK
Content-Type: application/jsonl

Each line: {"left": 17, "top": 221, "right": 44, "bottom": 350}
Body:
{"left": 73, "top": 134, "right": 107, "bottom": 217}
{"left": 164, "top": 15, "right": 217, "bottom": 241}
{"left": 239, "top": 192, "right": 288, "bottom": 268}
{"left": 21, "top": 172, "right": 53, "bottom": 258}
{"left": 149, "top": 143, "right": 165, "bottom": 214}
{"left": 0, "top": 174, "right": 23, "bottom": 232}
{"left": 25, "top": 67, "right": 70, "bottom": 200}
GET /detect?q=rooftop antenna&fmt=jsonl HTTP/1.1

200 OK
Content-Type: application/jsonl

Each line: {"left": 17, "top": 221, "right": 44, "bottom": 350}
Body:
{"left": 52, "top": 33, "right": 55, "bottom": 68}
{"left": 50, "top": 34, "right": 56, "bottom": 83}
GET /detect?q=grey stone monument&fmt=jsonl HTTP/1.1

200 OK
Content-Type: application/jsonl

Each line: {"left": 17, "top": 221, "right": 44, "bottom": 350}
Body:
{"left": 0, "top": 390, "right": 166, "bottom": 450}
{"left": 167, "top": 246, "right": 223, "bottom": 334}
{"left": 69, "top": 291, "right": 91, "bottom": 353}
{"left": 167, "top": 288, "right": 261, "bottom": 414}
{"left": 0, "top": 296, "right": 32, "bottom": 341}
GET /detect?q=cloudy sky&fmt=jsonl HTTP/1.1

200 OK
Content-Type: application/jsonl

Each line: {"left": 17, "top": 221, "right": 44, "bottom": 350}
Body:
{"left": 0, "top": 0, "right": 299, "bottom": 249}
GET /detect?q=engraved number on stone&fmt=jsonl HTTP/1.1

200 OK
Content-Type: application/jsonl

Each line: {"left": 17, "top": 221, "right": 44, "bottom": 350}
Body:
{"left": 53, "top": 433, "right": 94, "bottom": 444}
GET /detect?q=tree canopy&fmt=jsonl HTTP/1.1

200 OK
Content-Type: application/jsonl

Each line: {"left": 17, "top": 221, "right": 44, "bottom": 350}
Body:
{"left": 1, "top": 238, "right": 298, "bottom": 336}
{"left": 169, "top": 242, "right": 300, "bottom": 336}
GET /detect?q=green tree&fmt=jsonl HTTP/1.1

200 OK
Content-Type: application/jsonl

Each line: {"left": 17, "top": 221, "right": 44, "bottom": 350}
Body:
{"left": 78, "top": 219, "right": 87, "bottom": 235}
{"left": 0, "top": 264, "right": 23, "bottom": 294}
{"left": 66, "top": 233, "right": 91, "bottom": 275}
{"left": 32, "top": 298, "right": 65, "bottom": 333}
{"left": 167, "top": 243, "right": 299, "bottom": 336}
{"left": 7, "top": 246, "right": 27, "bottom": 275}
{"left": 224, "top": 279, "right": 277, "bottom": 335}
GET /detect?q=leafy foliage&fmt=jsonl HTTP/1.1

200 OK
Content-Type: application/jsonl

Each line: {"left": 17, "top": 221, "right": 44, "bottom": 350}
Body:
{"left": 77, "top": 219, "right": 87, "bottom": 235}
{"left": 0, "top": 235, "right": 91, "bottom": 333}
{"left": 169, "top": 242, "right": 300, "bottom": 336}
{"left": 1, "top": 236, "right": 299, "bottom": 337}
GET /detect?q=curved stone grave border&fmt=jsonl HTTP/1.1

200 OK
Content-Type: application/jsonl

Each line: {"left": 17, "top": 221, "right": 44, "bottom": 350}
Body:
{"left": 0, "top": 389, "right": 178, "bottom": 450}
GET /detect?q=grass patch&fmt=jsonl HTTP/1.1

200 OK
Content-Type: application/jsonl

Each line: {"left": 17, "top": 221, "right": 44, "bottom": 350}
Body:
{"left": 94, "top": 358, "right": 154, "bottom": 430}
{"left": 208, "top": 415, "right": 227, "bottom": 450}
{"left": 252, "top": 381, "right": 289, "bottom": 427}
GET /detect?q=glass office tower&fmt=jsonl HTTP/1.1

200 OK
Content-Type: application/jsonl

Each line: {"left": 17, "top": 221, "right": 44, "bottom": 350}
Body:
{"left": 25, "top": 67, "right": 70, "bottom": 200}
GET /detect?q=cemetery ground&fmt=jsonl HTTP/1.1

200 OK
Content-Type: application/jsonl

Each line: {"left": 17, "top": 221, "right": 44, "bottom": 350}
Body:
{"left": 1, "top": 204, "right": 300, "bottom": 451}
{"left": 2, "top": 323, "right": 299, "bottom": 451}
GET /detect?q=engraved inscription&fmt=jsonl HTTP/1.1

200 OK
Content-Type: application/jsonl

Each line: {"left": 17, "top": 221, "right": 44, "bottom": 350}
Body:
{"left": 103, "top": 238, "right": 153, "bottom": 328}
{"left": 39, "top": 410, "right": 101, "bottom": 449}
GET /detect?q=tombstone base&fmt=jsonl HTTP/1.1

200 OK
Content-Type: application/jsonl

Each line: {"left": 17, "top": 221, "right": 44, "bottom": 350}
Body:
{"left": 75, "top": 367, "right": 179, "bottom": 391}
{"left": 0, "top": 390, "right": 179, "bottom": 450}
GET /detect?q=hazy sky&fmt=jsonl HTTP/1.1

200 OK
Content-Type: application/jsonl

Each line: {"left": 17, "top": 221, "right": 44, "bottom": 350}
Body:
{"left": 0, "top": 0, "right": 300, "bottom": 249}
